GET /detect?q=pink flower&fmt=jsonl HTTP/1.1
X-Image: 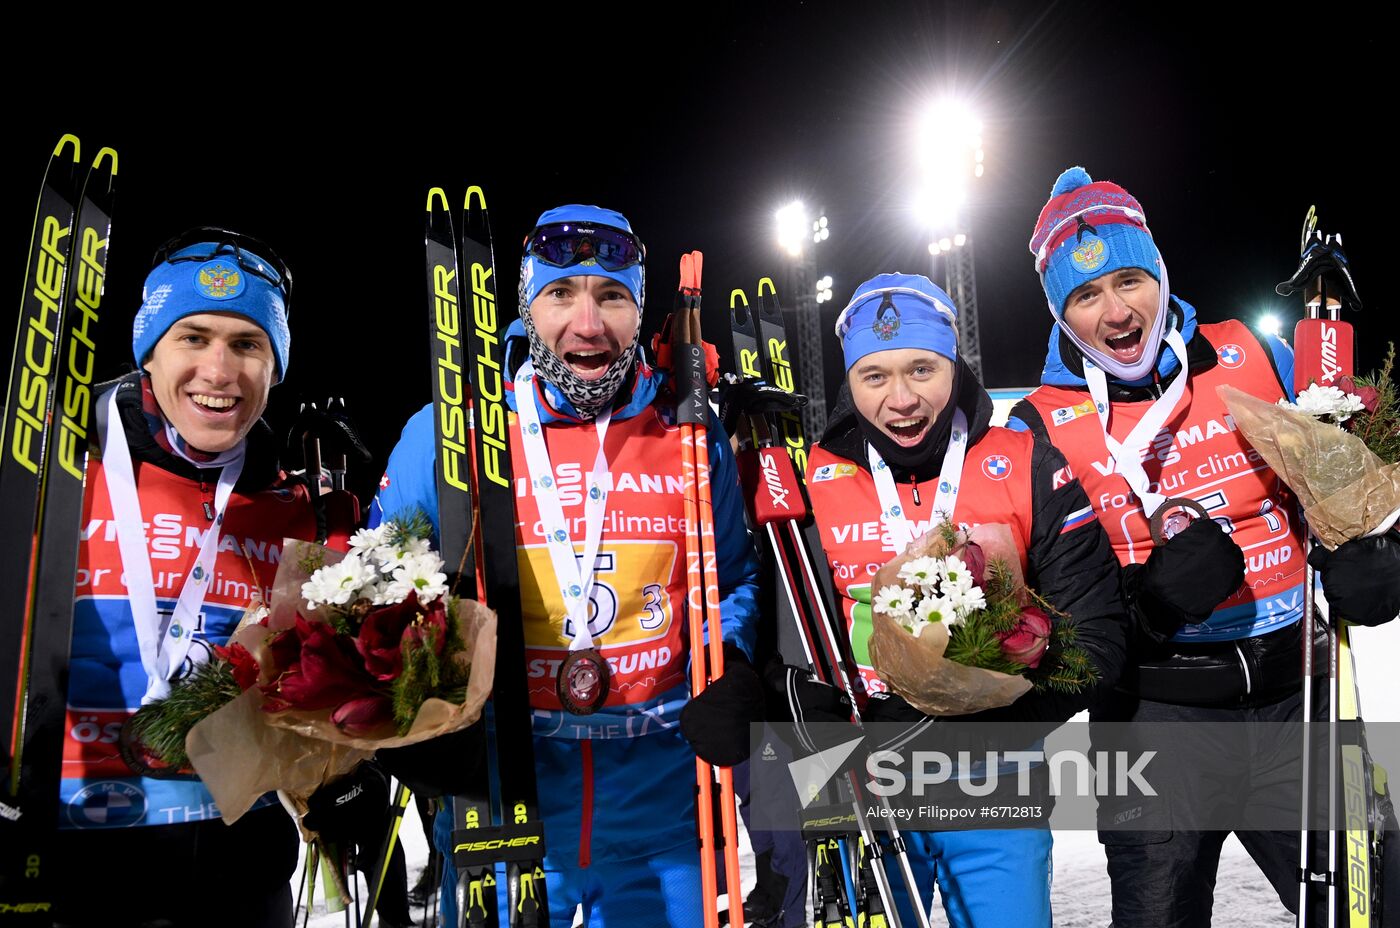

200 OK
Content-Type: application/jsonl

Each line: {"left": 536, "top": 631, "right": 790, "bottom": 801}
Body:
{"left": 996, "top": 607, "right": 1051, "bottom": 669}
{"left": 1357, "top": 385, "right": 1381, "bottom": 413}
{"left": 1339, "top": 376, "right": 1381, "bottom": 414}
{"left": 330, "top": 695, "right": 394, "bottom": 736}
{"left": 959, "top": 540, "right": 987, "bottom": 588}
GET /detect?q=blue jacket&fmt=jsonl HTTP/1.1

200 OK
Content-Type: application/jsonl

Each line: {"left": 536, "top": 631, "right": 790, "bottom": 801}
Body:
{"left": 370, "top": 321, "right": 759, "bottom": 738}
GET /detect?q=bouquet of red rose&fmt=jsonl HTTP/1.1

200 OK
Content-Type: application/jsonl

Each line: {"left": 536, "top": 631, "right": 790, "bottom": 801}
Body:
{"left": 865, "top": 520, "right": 1095, "bottom": 716}
{"left": 123, "top": 511, "right": 495, "bottom": 826}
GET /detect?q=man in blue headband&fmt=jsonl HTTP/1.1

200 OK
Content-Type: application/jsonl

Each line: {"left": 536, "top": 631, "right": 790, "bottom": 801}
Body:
{"left": 779, "top": 272, "right": 1127, "bottom": 928}
{"left": 56, "top": 230, "right": 366, "bottom": 927}
{"left": 1009, "top": 167, "right": 1400, "bottom": 925}
{"left": 370, "top": 205, "right": 760, "bottom": 927}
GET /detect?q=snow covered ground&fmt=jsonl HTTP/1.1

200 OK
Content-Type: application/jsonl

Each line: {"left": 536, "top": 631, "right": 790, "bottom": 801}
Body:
{"left": 294, "top": 629, "right": 1396, "bottom": 925}
{"left": 293, "top": 806, "right": 1293, "bottom": 926}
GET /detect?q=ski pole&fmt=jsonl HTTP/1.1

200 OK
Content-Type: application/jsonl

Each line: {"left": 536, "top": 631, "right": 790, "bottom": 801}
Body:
{"left": 1282, "top": 210, "right": 1368, "bottom": 928}
{"left": 742, "top": 280, "right": 930, "bottom": 928}
{"left": 673, "top": 251, "right": 745, "bottom": 928}
{"left": 363, "top": 780, "right": 413, "bottom": 928}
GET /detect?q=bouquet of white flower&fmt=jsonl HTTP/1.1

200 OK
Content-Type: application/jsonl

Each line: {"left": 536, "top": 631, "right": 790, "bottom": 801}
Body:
{"left": 866, "top": 521, "right": 1095, "bottom": 717}
{"left": 1220, "top": 345, "right": 1400, "bottom": 549}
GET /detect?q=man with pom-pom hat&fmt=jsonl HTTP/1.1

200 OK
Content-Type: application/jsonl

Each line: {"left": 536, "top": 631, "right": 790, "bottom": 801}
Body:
{"left": 1008, "top": 168, "right": 1400, "bottom": 924}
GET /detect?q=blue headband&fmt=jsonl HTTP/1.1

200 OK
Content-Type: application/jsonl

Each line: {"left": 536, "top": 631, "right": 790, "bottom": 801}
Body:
{"left": 520, "top": 204, "right": 645, "bottom": 310}
{"left": 836, "top": 273, "right": 958, "bottom": 370}
{"left": 132, "top": 243, "right": 290, "bottom": 378}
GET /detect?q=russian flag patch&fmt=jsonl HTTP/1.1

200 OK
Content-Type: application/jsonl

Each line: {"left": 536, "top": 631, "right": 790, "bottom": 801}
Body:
{"left": 1060, "top": 505, "right": 1096, "bottom": 535}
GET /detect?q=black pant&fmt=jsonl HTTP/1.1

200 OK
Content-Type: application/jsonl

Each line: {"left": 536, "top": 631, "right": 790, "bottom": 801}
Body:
{"left": 1093, "top": 685, "right": 1400, "bottom": 927}
{"left": 54, "top": 804, "right": 297, "bottom": 928}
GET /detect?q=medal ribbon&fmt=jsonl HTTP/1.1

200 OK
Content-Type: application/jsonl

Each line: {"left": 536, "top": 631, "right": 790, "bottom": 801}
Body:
{"left": 103, "top": 389, "right": 245, "bottom": 703}
{"left": 514, "top": 362, "right": 612, "bottom": 652}
{"left": 1083, "top": 325, "right": 1190, "bottom": 518}
{"left": 868, "top": 409, "right": 969, "bottom": 554}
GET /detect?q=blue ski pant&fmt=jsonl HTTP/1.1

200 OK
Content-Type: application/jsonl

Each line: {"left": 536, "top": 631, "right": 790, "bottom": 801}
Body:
{"left": 885, "top": 828, "right": 1053, "bottom": 928}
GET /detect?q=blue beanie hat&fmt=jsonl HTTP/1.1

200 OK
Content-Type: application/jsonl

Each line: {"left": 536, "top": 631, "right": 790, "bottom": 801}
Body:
{"left": 835, "top": 273, "right": 958, "bottom": 371}
{"left": 520, "top": 204, "right": 645, "bottom": 310}
{"left": 133, "top": 242, "right": 290, "bottom": 379}
{"left": 1028, "top": 167, "right": 1160, "bottom": 316}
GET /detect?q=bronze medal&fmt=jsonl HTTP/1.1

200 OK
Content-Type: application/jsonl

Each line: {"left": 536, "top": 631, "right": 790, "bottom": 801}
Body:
{"left": 1149, "top": 496, "right": 1211, "bottom": 544}
{"left": 557, "top": 647, "right": 610, "bottom": 715}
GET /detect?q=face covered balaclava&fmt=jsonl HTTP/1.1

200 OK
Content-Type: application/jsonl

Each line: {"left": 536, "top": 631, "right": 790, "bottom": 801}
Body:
{"left": 518, "top": 204, "right": 646, "bottom": 420}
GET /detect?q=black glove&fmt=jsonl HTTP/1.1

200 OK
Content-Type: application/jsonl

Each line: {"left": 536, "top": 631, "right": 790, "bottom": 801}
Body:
{"left": 304, "top": 762, "right": 390, "bottom": 846}
{"left": 762, "top": 663, "right": 858, "bottom": 758}
{"left": 1127, "top": 518, "right": 1245, "bottom": 643}
{"left": 680, "top": 643, "right": 764, "bottom": 767}
{"left": 375, "top": 720, "right": 487, "bottom": 799}
{"left": 861, "top": 691, "right": 934, "bottom": 752}
{"left": 1310, "top": 534, "right": 1400, "bottom": 627}
{"left": 719, "top": 379, "right": 808, "bottom": 436}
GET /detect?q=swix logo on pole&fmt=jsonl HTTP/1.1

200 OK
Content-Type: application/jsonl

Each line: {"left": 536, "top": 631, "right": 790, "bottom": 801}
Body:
{"left": 1318, "top": 323, "right": 1340, "bottom": 385}
{"left": 751, "top": 447, "right": 807, "bottom": 525}
{"left": 760, "top": 451, "right": 790, "bottom": 510}
{"left": 1293, "top": 317, "right": 1354, "bottom": 390}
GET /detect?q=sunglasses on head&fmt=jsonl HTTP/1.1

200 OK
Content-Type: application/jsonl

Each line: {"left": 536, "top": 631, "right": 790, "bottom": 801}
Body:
{"left": 153, "top": 227, "right": 294, "bottom": 308}
{"left": 524, "top": 221, "right": 645, "bottom": 272}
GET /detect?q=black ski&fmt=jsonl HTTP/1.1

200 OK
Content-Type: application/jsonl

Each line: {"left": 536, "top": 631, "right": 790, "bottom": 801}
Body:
{"left": 424, "top": 188, "right": 498, "bottom": 928}
{"left": 731, "top": 279, "right": 930, "bottom": 928}
{"left": 452, "top": 186, "right": 548, "bottom": 928}
{"left": 1, "top": 136, "right": 117, "bottom": 921}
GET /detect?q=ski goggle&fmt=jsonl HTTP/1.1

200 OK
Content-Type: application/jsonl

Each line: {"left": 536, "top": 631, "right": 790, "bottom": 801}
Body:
{"left": 152, "top": 227, "right": 294, "bottom": 309}
{"left": 524, "top": 221, "right": 646, "bottom": 272}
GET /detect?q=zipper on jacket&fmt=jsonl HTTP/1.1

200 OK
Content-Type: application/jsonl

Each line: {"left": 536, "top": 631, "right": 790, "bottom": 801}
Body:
{"left": 1233, "top": 642, "right": 1253, "bottom": 696}
{"left": 200, "top": 477, "right": 214, "bottom": 521}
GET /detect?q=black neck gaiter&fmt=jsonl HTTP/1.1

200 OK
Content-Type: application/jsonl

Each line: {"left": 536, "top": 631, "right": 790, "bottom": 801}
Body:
{"left": 854, "top": 363, "right": 964, "bottom": 483}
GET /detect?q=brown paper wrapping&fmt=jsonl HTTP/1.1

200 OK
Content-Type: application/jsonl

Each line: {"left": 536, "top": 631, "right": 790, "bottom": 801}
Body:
{"left": 866, "top": 524, "right": 1032, "bottom": 716}
{"left": 186, "top": 538, "right": 497, "bottom": 826}
{"left": 1218, "top": 386, "right": 1400, "bottom": 550}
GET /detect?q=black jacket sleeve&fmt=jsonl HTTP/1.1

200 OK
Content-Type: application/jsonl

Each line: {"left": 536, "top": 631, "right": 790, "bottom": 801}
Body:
{"left": 956, "top": 439, "right": 1128, "bottom": 728}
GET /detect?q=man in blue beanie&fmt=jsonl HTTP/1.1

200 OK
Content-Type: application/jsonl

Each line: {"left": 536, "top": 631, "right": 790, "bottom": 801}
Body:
{"left": 56, "top": 230, "right": 364, "bottom": 927}
{"left": 370, "top": 205, "right": 760, "bottom": 927}
{"left": 780, "top": 272, "right": 1127, "bottom": 927}
{"left": 1009, "top": 168, "right": 1400, "bottom": 924}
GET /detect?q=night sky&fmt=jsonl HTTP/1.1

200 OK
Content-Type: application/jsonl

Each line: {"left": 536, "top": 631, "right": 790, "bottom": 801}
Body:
{"left": 8, "top": 3, "right": 1391, "bottom": 505}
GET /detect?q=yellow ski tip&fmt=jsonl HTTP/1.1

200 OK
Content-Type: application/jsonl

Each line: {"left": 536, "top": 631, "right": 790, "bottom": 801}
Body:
{"left": 730, "top": 288, "right": 748, "bottom": 309}
{"left": 757, "top": 277, "right": 776, "bottom": 296}
{"left": 465, "top": 186, "right": 486, "bottom": 210}
{"left": 94, "top": 147, "right": 118, "bottom": 175}
{"left": 427, "top": 187, "right": 448, "bottom": 212}
{"left": 56, "top": 133, "right": 81, "bottom": 162}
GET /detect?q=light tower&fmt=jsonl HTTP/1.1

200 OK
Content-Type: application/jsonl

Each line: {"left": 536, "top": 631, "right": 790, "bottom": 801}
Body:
{"left": 916, "top": 101, "right": 985, "bottom": 381}
{"left": 775, "top": 201, "right": 833, "bottom": 438}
